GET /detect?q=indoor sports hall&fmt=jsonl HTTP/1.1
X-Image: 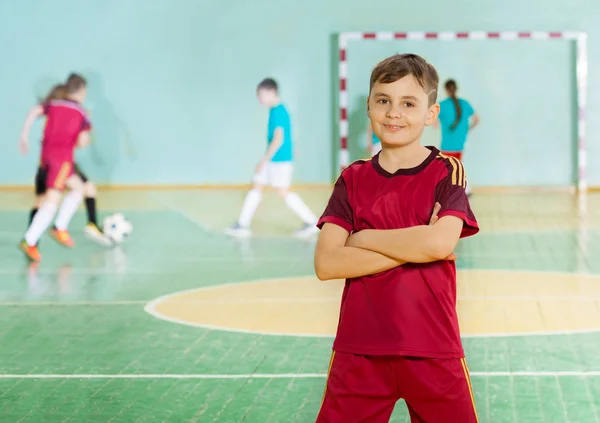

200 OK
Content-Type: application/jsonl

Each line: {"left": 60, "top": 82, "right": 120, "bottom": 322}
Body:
{"left": 1, "top": 1, "right": 600, "bottom": 422}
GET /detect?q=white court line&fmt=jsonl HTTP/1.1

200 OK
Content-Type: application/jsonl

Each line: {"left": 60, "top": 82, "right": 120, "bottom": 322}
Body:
{"left": 4, "top": 295, "right": 600, "bottom": 307}
{"left": 0, "top": 371, "right": 599, "bottom": 379}
{"left": 0, "top": 300, "right": 147, "bottom": 306}
{"left": 147, "top": 192, "right": 211, "bottom": 232}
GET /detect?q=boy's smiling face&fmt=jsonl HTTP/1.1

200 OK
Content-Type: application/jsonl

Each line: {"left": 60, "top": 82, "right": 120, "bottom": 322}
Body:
{"left": 368, "top": 74, "right": 439, "bottom": 148}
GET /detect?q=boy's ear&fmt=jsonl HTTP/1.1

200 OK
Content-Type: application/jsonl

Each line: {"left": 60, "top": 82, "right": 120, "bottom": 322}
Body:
{"left": 425, "top": 103, "right": 440, "bottom": 126}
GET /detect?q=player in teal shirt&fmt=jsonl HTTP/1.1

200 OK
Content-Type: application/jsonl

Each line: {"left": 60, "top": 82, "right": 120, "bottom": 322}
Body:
{"left": 436, "top": 79, "right": 480, "bottom": 195}
{"left": 226, "top": 78, "right": 318, "bottom": 238}
{"left": 268, "top": 104, "right": 293, "bottom": 162}
{"left": 437, "top": 79, "right": 479, "bottom": 156}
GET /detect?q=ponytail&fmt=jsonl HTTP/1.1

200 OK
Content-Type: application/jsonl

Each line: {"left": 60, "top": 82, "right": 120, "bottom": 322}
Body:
{"left": 40, "top": 84, "right": 67, "bottom": 104}
{"left": 445, "top": 79, "right": 461, "bottom": 131}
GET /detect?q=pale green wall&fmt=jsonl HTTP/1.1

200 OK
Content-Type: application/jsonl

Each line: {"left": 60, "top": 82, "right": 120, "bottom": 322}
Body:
{"left": 0, "top": 0, "right": 597, "bottom": 186}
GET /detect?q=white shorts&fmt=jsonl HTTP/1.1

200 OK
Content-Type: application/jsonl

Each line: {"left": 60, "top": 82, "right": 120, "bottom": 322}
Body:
{"left": 253, "top": 161, "right": 293, "bottom": 188}
{"left": 371, "top": 142, "right": 382, "bottom": 156}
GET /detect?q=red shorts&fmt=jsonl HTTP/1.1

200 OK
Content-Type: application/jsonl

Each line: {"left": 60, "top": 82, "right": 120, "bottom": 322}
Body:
{"left": 441, "top": 151, "right": 463, "bottom": 161}
{"left": 316, "top": 352, "right": 479, "bottom": 423}
{"left": 41, "top": 159, "right": 73, "bottom": 191}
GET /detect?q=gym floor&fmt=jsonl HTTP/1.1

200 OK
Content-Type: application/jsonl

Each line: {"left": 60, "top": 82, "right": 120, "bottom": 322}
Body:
{"left": 0, "top": 188, "right": 599, "bottom": 422}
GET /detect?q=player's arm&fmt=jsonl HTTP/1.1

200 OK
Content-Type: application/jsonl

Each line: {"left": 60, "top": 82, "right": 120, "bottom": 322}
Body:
{"left": 263, "top": 127, "right": 284, "bottom": 161}
{"left": 314, "top": 223, "right": 406, "bottom": 281}
{"left": 347, "top": 166, "right": 478, "bottom": 263}
{"left": 346, "top": 216, "right": 463, "bottom": 263}
{"left": 314, "top": 172, "right": 408, "bottom": 281}
{"left": 76, "top": 118, "right": 92, "bottom": 148}
{"left": 19, "top": 105, "right": 45, "bottom": 154}
{"left": 77, "top": 131, "right": 91, "bottom": 148}
{"left": 469, "top": 113, "right": 480, "bottom": 130}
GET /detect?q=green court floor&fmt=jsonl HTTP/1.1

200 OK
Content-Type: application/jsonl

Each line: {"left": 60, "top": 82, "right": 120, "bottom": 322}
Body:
{"left": 0, "top": 189, "right": 599, "bottom": 422}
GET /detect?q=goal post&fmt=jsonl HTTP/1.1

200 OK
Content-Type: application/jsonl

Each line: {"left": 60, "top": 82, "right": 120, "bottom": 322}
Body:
{"left": 336, "top": 31, "right": 588, "bottom": 192}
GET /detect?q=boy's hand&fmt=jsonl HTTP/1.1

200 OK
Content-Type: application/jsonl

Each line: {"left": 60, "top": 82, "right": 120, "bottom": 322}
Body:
{"left": 346, "top": 201, "right": 457, "bottom": 261}
{"left": 429, "top": 202, "right": 441, "bottom": 225}
{"left": 255, "top": 159, "right": 267, "bottom": 174}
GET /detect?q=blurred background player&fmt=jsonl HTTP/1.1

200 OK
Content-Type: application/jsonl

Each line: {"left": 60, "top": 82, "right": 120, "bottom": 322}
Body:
{"left": 225, "top": 78, "right": 319, "bottom": 238}
{"left": 19, "top": 74, "right": 92, "bottom": 261}
{"left": 366, "top": 123, "right": 382, "bottom": 157}
{"left": 435, "top": 79, "right": 479, "bottom": 195}
{"left": 21, "top": 79, "right": 111, "bottom": 247}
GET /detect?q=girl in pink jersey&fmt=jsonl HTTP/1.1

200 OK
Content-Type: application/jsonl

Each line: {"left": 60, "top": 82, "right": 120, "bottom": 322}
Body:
{"left": 19, "top": 74, "right": 92, "bottom": 261}
{"left": 23, "top": 78, "right": 111, "bottom": 247}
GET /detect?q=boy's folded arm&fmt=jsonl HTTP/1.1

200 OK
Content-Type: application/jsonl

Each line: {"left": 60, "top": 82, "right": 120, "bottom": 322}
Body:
{"left": 314, "top": 222, "right": 406, "bottom": 281}
{"left": 346, "top": 215, "right": 464, "bottom": 263}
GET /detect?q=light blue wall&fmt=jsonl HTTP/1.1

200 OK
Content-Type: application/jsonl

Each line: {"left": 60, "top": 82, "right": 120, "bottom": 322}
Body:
{"left": 0, "top": 0, "right": 598, "bottom": 186}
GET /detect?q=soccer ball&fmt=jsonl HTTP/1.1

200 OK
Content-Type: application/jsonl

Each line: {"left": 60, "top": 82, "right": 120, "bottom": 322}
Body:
{"left": 102, "top": 213, "right": 133, "bottom": 245}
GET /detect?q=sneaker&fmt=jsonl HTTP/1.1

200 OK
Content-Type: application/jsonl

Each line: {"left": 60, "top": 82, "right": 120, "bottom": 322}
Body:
{"left": 84, "top": 223, "right": 113, "bottom": 247}
{"left": 51, "top": 228, "right": 75, "bottom": 248}
{"left": 293, "top": 222, "right": 319, "bottom": 238}
{"left": 19, "top": 240, "right": 41, "bottom": 262}
{"left": 224, "top": 223, "right": 252, "bottom": 237}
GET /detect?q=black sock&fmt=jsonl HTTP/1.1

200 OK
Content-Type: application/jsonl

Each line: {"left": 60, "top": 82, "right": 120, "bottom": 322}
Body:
{"left": 29, "top": 208, "right": 39, "bottom": 226}
{"left": 85, "top": 197, "right": 97, "bottom": 226}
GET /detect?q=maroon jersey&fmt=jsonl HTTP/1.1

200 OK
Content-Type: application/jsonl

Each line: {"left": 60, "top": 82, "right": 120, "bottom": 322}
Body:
{"left": 41, "top": 99, "right": 91, "bottom": 161}
{"left": 318, "top": 146, "right": 478, "bottom": 358}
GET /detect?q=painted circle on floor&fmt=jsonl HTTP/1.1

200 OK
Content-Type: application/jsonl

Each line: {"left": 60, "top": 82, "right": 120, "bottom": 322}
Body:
{"left": 145, "top": 270, "right": 600, "bottom": 337}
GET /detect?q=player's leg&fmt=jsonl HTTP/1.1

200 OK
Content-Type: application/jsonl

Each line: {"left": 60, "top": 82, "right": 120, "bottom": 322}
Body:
{"left": 225, "top": 165, "right": 268, "bottom": 237}
{"left": 21, "top": 161, "right": 75, "bottom": 259}
{"left": 316, "top": 352, "right": 398, "bottom": 423}
{"left": 271, "top": 162, "right": 318, "bottom": 237}
{"left": 29, "top": 167, "right": 47, "bottom": 226}
{"left": 51, "top": 173, "right": 85, "bottom": 248}
{"left": 74, "top": 164, "right": 112, "bottom": 246}
{"left": 399, "top": 357, "right": 479, "bottom": 423}
{"left": 27, "top": 167, "right": 47, "bottom": 250}
{"left": 20, "top": 161, "right": 73, "bottom": 260}
{"left": 20, "top": 187, "right": 61, "bottom": 261}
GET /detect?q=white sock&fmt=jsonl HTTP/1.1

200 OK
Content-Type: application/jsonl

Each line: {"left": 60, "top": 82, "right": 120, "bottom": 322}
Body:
{"left": 25, "top": 203, "right": 58, "bottom": 246}
{"left": 285, "top": 192, "right": 317, "bottom": 224}
{"left": 238, "top": 189, "right": 262, "bottom": 228}
{"left": 54, "top": 191, "right": 84, "bottom": 231}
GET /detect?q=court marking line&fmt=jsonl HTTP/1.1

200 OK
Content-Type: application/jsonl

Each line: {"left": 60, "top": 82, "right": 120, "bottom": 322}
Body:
{"left": 144, "top": 272, "right": 600, "bottom": 339}
{"left": 4, "top": 294, "right": 600, "bottom": 307}
{"left": 147, "top": 192, "right": 211, "bottom": 232}
{"left": 0, "top": 261, "right": 596, "bottom": 275}
{"left": 0, "top": 371, "right": 599, "bottom": 379}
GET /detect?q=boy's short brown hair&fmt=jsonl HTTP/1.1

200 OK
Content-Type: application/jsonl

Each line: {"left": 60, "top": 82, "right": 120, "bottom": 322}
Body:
{"left": 369, "top": 54, "right": 439, "bottom": 106}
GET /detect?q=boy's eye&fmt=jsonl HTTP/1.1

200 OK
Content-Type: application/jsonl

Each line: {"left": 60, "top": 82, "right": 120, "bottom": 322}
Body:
{"left": 376, "top": 99, "right": 388, "bottom": 104}
{"left": 404, "top": 102, "right": 415, "bottom": 108}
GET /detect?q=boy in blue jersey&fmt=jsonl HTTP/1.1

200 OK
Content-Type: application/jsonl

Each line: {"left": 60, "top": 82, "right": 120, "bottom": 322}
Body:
{"left": 226, "top": 78, "right": 319, "bottom": 238}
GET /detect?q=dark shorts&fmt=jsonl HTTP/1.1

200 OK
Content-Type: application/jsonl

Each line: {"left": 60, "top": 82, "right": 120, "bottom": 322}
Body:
{"left": 316, "top": 351, "right": 479, "bottom": 423}
{"left": 35, "top": 163, "right": 88, "bottom": 195}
